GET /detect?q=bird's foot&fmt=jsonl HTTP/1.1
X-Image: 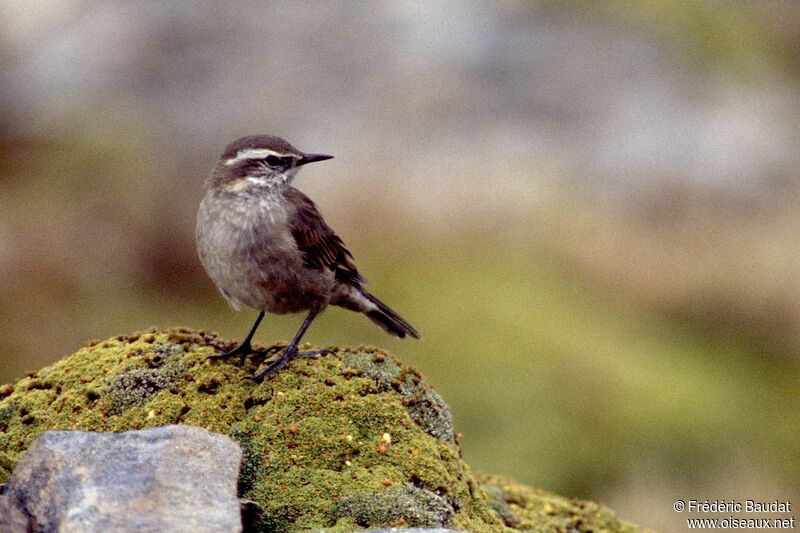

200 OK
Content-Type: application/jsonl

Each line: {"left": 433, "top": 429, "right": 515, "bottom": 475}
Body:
{"left": 208, "top": 343, "right": 283, "bottom": 367}
{"left": 246, "top": 347, "right": 335, "bottom": 383}
{"left": 246, "top": 350, "right": 293, "bottom": 383}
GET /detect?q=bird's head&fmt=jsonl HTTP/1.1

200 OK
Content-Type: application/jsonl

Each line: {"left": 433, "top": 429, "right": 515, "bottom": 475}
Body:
{"left": 208, "top": 135, "right": 333, "bottom": 194}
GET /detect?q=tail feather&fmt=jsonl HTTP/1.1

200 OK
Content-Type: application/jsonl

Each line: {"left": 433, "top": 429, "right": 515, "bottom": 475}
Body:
{"left": 363, "top": 292, "right": 420, "bottom": 339}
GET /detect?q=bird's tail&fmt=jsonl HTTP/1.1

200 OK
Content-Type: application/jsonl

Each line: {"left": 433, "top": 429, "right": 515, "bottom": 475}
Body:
{"left": 363, "top": 292, "right": 420, "bottom": 339}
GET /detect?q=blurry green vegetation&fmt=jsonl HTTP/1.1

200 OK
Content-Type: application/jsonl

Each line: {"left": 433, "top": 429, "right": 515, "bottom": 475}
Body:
{"left": 535, "top": 192, "right": 800, "bottom": 358}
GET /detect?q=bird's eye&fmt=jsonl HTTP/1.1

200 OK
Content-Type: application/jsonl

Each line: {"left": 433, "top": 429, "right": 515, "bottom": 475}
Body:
{"left": 265, "top": 155, "right": 281, "bottom": 167}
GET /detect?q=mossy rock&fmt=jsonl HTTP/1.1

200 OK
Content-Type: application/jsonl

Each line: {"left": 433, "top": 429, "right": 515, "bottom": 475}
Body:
{"left": 0, "top": 328, "right": 646, "bottom": 532}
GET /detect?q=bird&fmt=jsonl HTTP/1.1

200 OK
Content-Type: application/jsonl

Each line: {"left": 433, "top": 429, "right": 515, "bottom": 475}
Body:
{"left": 196, "top": 135, "right": 420, "bottom": 382}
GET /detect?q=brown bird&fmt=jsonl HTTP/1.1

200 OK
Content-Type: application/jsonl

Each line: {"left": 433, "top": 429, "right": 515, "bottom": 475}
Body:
{"left": 196, "top": 135, "right": 419, "bottom": 382}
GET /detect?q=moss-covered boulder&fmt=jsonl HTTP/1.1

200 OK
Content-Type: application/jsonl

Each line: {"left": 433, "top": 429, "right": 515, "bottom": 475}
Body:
{"left": 0, "top": 328, "right": 646, "bottom": 532}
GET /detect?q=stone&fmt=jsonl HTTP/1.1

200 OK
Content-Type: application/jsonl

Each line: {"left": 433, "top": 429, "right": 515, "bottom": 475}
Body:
{"left": 0, "top": 328, "right": 646, "bottom": 532}
{"left": 0, "top": 492, "right": 29, "bottom": 533}
{"left": 3, "top": 425, "right": 241, "bottom": 532}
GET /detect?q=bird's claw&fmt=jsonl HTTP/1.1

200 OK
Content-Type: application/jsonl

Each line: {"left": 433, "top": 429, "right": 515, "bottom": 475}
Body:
{"left": 245, "top": 348, "right": 336, "bottom": 383}
{"left": 208, "top": 344, "right": 284, "bottom": 367}
{"left": 246, "top": 353, "right": 292, "bottom": 383}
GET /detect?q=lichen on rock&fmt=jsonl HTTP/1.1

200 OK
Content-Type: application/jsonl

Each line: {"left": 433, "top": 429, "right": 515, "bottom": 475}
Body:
{"left": 479, "top": 475, "right": 646, "bottom": 532}
{"left": 336, "top": 484, "right": 456, "bottom": 529}
{"left": 0, "top": 328, "right": 647, "bottom": 532}
{"left": 339, "top": 350, "right": 454, "bottom": 443}
{"left": 104, "top": 342, "right": 188, "bottom": 414}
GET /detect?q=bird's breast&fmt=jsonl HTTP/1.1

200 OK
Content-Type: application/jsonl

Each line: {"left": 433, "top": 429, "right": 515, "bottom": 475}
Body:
{"left": 198, "top": 191, "right": 295, "bottom": 267}
{"left": 197, "top": 191, "right": 330, "bottom": 313}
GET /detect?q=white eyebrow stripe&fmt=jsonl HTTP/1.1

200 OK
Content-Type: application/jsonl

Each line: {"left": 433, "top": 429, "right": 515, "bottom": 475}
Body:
{"left": 224, "top": 148, "right": 284, "bottom": 166}
{"left": 245, "top": 176, "right": 270, "bottom": 186}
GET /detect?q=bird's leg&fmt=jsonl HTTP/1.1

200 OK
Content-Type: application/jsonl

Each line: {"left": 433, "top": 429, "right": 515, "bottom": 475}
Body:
{"left": 248, "top": 308, "right": 334, "bottom": 383}
{"left": 208, "top": 311, "right": 279, "bottom": 367}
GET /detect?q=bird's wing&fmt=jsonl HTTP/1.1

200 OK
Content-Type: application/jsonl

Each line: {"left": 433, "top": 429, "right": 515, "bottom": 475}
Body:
{"left": 285, "top": 187, "right": 366, "bottom": 285}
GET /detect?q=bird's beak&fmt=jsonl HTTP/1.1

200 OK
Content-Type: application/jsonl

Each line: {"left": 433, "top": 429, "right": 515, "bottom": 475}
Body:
{"left": 297, "top": 153, "right": 334, "bottom": 166}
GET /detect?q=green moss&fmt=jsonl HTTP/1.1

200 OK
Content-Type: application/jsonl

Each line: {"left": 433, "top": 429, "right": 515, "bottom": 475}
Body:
{"left": 341, "top": 349, "right": 454, "bottom": 443}
{"left": 340, "top": 349, "right": 403, "bottom": 386}
{"left": 229, "top": 427, "right": 260, "bottom": 496}
{"left": 104, "top": 342, "right": 187, "bottom": 414}
{"left": 336, "top": 484, "right": 454, "bottom": 529}
{"left": 0, "top": 450, "right": 14, "bottom": 482}
{"left": 404, "top": 387, "right": 454, "bottom": 443}
{"left": 484, "top": 484, "right": 521, "bottom": 528}
{"left": 0, "top": 328, "right": 647, "bottom": 532}
{"left": 105, "top": 368, "right": 171, "bottom": 413}
{"left": 0, "top": 403, "right": 15, "bottom": 431}
{"left": 479, "top": 475, "right": 646, "bottom": 532}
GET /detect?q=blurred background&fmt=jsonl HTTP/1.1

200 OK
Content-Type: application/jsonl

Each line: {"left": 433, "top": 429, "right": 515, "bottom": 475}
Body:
{"left": 1, "top": 1, "right": 799, "bottom": 530}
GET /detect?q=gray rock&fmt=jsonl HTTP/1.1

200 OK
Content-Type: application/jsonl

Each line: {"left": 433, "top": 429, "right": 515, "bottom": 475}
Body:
{"left": 0, "top": 493, "right": 29, "bottom": 533}
{"left": 4, "top": 425, "right": 242, "bottom": 533}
